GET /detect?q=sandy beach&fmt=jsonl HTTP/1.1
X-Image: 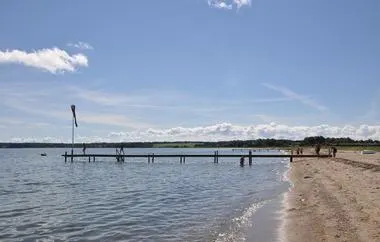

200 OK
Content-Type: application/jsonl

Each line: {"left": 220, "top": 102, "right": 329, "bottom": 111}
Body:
{"left": 283, "top": 151, "right": 380, "bottom": 242}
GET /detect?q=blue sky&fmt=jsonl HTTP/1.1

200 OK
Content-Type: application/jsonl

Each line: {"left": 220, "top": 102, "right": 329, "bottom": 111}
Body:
{"left": 0, "top": 0, "right": 379, "bottom": 142}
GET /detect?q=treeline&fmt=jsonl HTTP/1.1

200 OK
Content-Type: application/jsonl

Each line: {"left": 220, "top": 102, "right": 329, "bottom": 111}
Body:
{"left": 0, "top": 136, "right": 379, "bottom": 148}
{"left": 199, "top": 137, "right": 380, "bottom": 148}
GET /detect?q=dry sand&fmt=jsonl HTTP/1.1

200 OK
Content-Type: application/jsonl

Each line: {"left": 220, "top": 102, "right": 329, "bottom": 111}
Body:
{"left": 283, "top": 151, "right": 380, "bottom": 242}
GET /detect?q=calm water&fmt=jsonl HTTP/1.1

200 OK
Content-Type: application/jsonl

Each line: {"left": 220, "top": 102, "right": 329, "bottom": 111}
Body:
{"left": 0, "top": 148, "right": 289, "bottom": 242}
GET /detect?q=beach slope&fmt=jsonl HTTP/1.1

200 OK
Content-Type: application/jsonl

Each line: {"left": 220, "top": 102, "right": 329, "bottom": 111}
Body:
{"left": 284, "top": 152, "right": 380, "bottom": 242}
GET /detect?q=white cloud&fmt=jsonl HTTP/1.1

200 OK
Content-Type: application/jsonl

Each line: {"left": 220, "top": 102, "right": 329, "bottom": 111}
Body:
{"left": 0, "top": 47, "right": 88, "bottom": 73}
{"left": 103, "top": 122, "right": 380, "bottom": 142}
{"left": 5, "top": 122, "right": 380, "bottom": 143}
{"left": 9, "top": 136, "right": 63, "bottom": 143}
{"left": 208, "top": 0, "right": 251, "bottom": 10}
{"left": 262, "top": 83, "right": 328, "bottom": 111}
{"left": 67, "top": 41, "right": 93, "bottom": 50}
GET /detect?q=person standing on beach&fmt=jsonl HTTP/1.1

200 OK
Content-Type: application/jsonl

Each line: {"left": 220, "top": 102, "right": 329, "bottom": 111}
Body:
{"left": 82, "top": 143, "right": 86, "bottom": 155}
{"left": 332, "top": 147, "right": 337, "bottom": 157}
{"left": 315, "top": 144, "right": 321, "bottom": 156}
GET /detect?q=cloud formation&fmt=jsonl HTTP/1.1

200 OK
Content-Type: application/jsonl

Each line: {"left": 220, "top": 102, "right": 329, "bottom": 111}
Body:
{"left": 105, "top": 123, "right": 380, "bottom": 142}
{"left": 0, "top": 47, "right": 88, "bottom": 73}
{"left": 262, "top": 83, "right": 328, "bottom": 111}
{"left": 208, "top": 0, "right": 251, "bottom": 10}
{"left": 7, "top": 122, "right": 380, "bottom": 143}
{"left": 67, "top": 41, "right": 93, "bottom": 50}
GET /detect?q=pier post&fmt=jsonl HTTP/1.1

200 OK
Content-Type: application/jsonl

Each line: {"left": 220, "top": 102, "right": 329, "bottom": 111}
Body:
{"left": 249, "top": 150, "right": 252, "bottom": 166}
{"left": 93, "top": 156, "right": 95, "bottom": 162}
{"left": 89, "top": 156, "right": 91, "bottom": 163}
{"left": 180, "top": 156, "right": 182, "bottom": 164}
{"left": 152, "top": 153, "right": 154, "bottom": 163}
{"left": 216, "top": 151, "right": 219, "bottom": 164}
{"left": 64, "top": 152, "right": 67, "bottom": 163}
{"left": 183, "top": 156, "right": 185, "bottom": 164}
{"left": 71, "top": 149, "right": 73, "bottom": 162}
{"left": 148, "top": 155, "right": 150, "bottom": 163}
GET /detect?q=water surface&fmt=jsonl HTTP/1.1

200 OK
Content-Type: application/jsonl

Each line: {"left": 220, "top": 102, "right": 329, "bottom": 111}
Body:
{"left": 0, "top": 148, "right": 289, "bottom": 241}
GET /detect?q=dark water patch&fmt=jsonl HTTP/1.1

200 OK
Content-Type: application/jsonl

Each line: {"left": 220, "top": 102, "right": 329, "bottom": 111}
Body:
{"left": 49, "top": 224, "right": 86, "bottom": 234}
{"left": 0, "top": 233, "right": 14, "bottom": 240}
{"left": 23, "top": 181, "right": 51, "bottom": 186}
{"left": 0, "top": 189, "right": 13, "bottom": 196}
{"left": 15, "top": 221, "right": 44, "bottom": 232}
{"left": 15, "top": 189, "right": 42, "bottom": 194}
{"left": 0, "top": 207, "right": 39, "bottom": 218}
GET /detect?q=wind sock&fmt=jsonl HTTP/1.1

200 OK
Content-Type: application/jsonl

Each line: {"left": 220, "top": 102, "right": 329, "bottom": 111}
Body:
{"left": 71, "top": 104, "right": 78, "bottom": 127}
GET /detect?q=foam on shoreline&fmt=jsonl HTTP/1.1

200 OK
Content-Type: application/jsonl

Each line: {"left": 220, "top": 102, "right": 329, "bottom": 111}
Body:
{"left": 276, "top": 162, "right": 295, "bottom": 242}
{"left": 277, "top": 190, "right": 291, "bottom": 242}
{"left": 245, "top": 154, "right": 293, "bottom": 242}
{"left": 276, "top": 150, "right": 293, "bottom": 242}
{"left": 216, "top": 150, "right": 293, "bottom": 242}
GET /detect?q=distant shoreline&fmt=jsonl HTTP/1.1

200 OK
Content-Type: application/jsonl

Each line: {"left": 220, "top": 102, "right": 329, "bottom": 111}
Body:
{"left": 1, "top": 136, "right": 380, "bottom": 150}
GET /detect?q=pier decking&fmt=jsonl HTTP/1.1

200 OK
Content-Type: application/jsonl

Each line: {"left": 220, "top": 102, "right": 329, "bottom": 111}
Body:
{"left": 62, "top": 151, "right": 329, "bottom": 163}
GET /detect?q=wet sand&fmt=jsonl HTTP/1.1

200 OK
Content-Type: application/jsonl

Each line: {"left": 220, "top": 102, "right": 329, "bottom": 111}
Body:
{"left": 247, "top": 197, "right": 283, "bottom": 242}
{"left": 283, "top": 151, "right": 380, "bottom": 242}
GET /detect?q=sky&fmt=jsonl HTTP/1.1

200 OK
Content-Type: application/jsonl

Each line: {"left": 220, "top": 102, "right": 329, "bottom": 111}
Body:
{"left": 0, "top": 0, "right": 379, "bottom": 142}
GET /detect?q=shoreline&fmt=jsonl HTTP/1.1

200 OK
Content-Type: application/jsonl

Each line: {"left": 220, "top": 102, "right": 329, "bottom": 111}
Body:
{"left": 247, "top": 195, "right": 284, "bottom": 242}
{"left": 281, "top": 151, "right": 380, "bottom": 242}
{"left": 244, "top": 156, "right": 291, "bottom": 242}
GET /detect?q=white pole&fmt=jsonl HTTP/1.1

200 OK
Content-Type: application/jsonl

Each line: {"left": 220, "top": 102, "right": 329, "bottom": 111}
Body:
{"left": 71, "top": 116, "right": 74, "bottom": 162}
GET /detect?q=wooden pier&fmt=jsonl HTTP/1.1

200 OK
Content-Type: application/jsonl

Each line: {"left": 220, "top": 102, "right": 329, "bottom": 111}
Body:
{"left": 63, "top": 151, "right": 329, "bottom": 163}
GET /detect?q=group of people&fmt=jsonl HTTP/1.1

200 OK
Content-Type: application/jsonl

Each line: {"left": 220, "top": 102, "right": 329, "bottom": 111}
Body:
{"left": 315, "top": 144, "right": 338, "bottom": 157}
{"left": 289, "top": 145, "right": 337, "bottom": 157}
{"left": 329, "top": 146, "right": 338, "bottom": 157}
{"left": 290, "top": 147, "right": 304, "bottom": 155}
{"left": 116, "top": 146, "right": 125, "bottom": 162}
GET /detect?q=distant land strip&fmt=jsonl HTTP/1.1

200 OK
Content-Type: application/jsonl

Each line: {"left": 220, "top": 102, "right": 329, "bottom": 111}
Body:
{"left": 0, "top": 136, "right": 379, "bottom": 149}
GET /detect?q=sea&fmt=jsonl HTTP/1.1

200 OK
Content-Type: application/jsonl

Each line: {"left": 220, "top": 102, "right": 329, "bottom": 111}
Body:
{"left": 0, "top": 148, "right": 290, "bottom": 242}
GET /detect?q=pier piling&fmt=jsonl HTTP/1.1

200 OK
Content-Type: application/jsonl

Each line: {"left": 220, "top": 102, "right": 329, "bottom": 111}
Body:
{"left": 214, "top": 151, "right": 219, "bottom": 163}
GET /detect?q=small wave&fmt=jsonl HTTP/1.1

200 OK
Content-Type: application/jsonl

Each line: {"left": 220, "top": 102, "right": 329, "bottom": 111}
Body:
{"left": 215, "top": 201, "right": 265, "bottom": 242}
{"left": 0, "top": 206, "right": 39, "bottom": 219}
